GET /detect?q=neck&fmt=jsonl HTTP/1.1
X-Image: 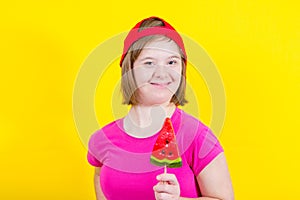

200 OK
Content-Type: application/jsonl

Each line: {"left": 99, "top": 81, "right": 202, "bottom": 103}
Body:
{"left": 129, "top": 103, "right": 176, "bottom": 127}
{"left": 123, "top": 103, "right": 176, "bottom": 138}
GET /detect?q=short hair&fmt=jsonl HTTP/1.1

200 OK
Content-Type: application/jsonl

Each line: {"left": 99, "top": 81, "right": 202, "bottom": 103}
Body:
{"left": 121, "top": 18, "right": 188, "bottom": 106}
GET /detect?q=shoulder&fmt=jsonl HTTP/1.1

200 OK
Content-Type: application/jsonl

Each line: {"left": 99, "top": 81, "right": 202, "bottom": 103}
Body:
{"left": 91, "top": 119, "right": 121, "bottom": 136}
{"left": 174, "top": 108, "right": 214, "bottom": 155}
{"left": 88, "top": 119, "right": 122, "bottom": 147}
{"left": 176, "top": 108, "right": 209, "bottom": 137}
{"left": 180, "top": 110, "right": 221, "bottom": 152}
{"left": 176, "top": 109, "right": 223, "bottom": 165}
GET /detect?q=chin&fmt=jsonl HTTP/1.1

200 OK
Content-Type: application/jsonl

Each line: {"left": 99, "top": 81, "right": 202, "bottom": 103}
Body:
{"left": 143, "top": 97, "right": 173, "bottom": 106}
{"left": 137, "top": 88, "right": 175, "bottom": 105}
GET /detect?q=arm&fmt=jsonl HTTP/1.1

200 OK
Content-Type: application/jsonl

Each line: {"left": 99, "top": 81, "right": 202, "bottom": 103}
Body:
{"left": 194, "top": 153, "right": 234, "bottom": 200}
{"left": 154, "top": 153, "right": 234, "bottom": 200}
{"left": 94, "top": 167, "right": 107, "bottom": 200}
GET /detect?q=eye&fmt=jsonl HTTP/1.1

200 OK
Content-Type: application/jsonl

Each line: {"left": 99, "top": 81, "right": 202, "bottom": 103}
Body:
{"left": 144, "top": 61, "right": 154, "bottom": 65}
{"left": 168, "top": 60, "right": 178, "bottom": 65}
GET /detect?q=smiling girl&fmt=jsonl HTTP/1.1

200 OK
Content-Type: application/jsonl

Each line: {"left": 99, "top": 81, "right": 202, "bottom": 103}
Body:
{"left": 87, "top": 16, "right": 234, "bottom": 200}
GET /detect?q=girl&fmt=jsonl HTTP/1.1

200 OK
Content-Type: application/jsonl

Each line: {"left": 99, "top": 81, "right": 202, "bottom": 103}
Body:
{"left": 87, "top": 16, "right": 234, "bottom": 200}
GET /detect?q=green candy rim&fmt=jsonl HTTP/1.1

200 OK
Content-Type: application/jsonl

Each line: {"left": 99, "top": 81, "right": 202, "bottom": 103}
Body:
{"left": 150, "top": 155, "right": 182, "bottom": 168}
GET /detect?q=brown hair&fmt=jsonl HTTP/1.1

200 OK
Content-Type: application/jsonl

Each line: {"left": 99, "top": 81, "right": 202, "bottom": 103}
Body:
{"left": 121, "top": 18, "right": 188, "bottom": 106}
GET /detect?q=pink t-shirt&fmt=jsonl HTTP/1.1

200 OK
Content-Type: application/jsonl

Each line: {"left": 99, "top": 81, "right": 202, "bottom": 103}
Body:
{"left": 87, "top": 108, "right": 223, "bottom": 200}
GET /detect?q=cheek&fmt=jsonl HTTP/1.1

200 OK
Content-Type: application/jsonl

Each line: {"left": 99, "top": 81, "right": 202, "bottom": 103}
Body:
{"left": 170, "top": 68, "right": 182, "bottom": 82}
{"left": 169, "top": 70, "right": 182, "bottom": 93}
{"left": 133, "top": 68, "right": 152, "bottom": 87}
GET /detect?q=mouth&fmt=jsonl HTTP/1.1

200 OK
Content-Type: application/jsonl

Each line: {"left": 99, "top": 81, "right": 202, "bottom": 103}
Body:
{"left": 150, "top": 82, "right": 171, "bottom": 88}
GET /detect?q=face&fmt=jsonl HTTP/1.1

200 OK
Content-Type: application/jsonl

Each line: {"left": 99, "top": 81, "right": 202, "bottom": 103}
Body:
{"left": 133, "top": 38, "right": 182, "bottom": 106}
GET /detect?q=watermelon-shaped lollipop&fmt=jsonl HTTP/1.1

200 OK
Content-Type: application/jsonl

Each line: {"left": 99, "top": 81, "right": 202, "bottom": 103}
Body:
{"left": 150, "top": 118, "right": 182, "bottom": 168}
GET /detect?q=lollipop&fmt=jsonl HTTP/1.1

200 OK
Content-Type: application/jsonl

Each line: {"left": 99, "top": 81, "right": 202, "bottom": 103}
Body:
{"left": 150, "top": 118, "right": 182, "bottom": 168}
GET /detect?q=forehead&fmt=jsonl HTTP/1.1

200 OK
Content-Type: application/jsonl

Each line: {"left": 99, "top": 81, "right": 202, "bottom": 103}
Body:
{"left": 140, "top": 38, "right": 181, "bottom": 58}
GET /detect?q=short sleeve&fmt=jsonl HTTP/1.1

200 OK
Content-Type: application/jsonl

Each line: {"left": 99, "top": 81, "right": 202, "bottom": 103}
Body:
{"left": 187, "top": 127, "right": 224, "bottom": 176}
{"left": 87, "top": 150, "right": 103, "bottom": 167}
{"left": 87, "top": 132, "right": 103, "bottom": 167}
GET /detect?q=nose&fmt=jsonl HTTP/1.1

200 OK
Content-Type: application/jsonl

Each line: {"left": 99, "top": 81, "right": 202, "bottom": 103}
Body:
{"left": 153, "top": 64, "right": 168, "bottom": 78}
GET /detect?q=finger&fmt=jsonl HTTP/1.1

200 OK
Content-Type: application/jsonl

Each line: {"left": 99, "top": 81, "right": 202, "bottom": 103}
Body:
{"left": 153, "top": 183, "right": 175, "bottom": 194}
{"left": 154, "top": 191, "right": 172, "bottom": 200}
{"left": 156, "top": 173, "right": 178, "bottom": 185}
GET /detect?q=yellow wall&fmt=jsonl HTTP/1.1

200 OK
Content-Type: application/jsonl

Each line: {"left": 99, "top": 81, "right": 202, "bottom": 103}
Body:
{"left": 1, "top": 0, "right": 299, "bottom": 199}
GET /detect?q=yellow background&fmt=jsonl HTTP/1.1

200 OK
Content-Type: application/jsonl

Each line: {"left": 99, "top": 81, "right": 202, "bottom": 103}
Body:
{"left": 1, "top": 0, "right": 299, "bottom": 199}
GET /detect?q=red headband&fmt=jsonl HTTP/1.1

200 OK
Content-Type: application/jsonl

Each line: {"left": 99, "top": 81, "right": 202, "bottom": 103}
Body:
{"left": 120, "top": 16, "right": 187, "bottom": 67}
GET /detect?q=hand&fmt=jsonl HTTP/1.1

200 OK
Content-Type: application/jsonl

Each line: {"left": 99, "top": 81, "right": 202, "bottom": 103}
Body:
{"left": 153, "top": 173, "right": 180, "bottom": 200}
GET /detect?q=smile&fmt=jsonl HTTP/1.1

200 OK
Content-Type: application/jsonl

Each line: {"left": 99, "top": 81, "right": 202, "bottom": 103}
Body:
{"left": 150, "top": 82, "right": 171, "bottom": 87}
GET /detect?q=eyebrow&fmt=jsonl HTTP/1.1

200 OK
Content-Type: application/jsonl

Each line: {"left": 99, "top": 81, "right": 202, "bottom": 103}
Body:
{"left": 139, "top": 57, "right": 155, "bottom": 61}
{"left": 168, "top": 56, "right": 181, "bottom": 59}
{"left": 139, "top": 56, "right": 181, "bottom": 61}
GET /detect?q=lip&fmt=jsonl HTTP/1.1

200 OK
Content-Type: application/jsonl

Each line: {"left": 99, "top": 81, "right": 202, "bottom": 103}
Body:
{"left": 150, "top": 82, "right": 171, "bottom": 88}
